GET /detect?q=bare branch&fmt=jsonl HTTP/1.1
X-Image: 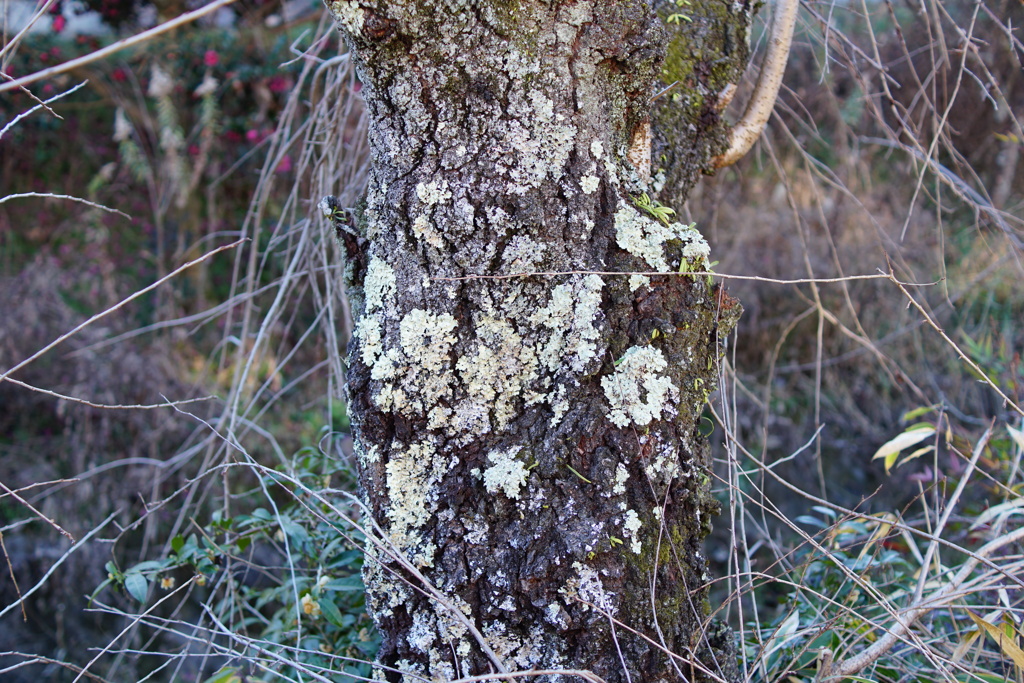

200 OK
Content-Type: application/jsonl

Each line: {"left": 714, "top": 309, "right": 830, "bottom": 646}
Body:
{"left": 0, "top": 0, "right": 241, "bottom": 95}
{"left": 712, "top": 0, "right": 801, "bottom": 168}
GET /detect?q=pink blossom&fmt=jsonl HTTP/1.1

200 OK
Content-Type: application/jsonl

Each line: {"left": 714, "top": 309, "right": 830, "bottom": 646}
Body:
{"left": 245, "top": 128, "right": 260, "bottom": 143}
{"left": 267, "top": 75, "right": 290, "bottom": 93}
{"left": 275, "top": 155, "right": 292, "bottom": 174}
{"left": 203, "top": 50, "right": 219, "bottom": 67}
{"left": 52, "top": 14, "right": 66, "bottom": 32}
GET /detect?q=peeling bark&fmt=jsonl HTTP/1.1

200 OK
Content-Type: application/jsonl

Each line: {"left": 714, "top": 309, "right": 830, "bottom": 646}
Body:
{"left": 322, "top": 2, "right": 748, "bottom": 681}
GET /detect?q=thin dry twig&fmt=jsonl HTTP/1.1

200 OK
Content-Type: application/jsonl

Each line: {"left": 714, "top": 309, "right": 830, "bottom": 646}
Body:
{"left": 0, "top": 480, "right": 75, "bottom": 541}
{"left": 0, "top": 513, "right": 117, "bottom": 621}
{"left": 0, "top": 192, "right": 131, "bottom": 218}
{"left": 2, "top": 376, "right": 216, "bottom": 410}
{"left": 887, "top": 265, "right": 1024, "bottom": 418}
{"left": 0, "top": 239, "right": 246, "bottom": 387}
{"left": 0, "top": 81, "right": 88, "bottom": 140}
{"left": 431, "top": 269, "right": 938, "bottom": 286}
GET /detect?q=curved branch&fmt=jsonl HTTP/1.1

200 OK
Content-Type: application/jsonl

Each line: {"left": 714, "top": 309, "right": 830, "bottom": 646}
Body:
{"left": 711, "top": 0, "right": 800, "bottom": 169}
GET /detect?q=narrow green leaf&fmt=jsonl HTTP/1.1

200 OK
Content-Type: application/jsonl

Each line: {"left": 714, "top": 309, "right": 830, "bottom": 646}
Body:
{"left": 901, "top": 405, "right": 938, "bottom": 421}
{"left": 872, "top": 425, "right": 936, "bottom": 474}
{"left": 324, "top": 575, "right": 365, "bottom": 592}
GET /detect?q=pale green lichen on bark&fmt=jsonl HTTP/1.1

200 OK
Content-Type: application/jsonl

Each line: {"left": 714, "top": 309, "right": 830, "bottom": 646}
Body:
{"left": 602, "top": 346, "right": 680, "bottom": 428}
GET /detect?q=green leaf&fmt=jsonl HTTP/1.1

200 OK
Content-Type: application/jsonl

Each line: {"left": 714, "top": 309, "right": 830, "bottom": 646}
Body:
{"left": 956, "top": 674, "right": 1015, "bottom": 683}
{"left": 104, "top": 561, "right": 123, "bottom": 581}
{"left": 171, "top": 535, "right": 185, "bottom": 554}
{"left": 318, "top": 596, "right": 347, "bottom": 629}
{"left": 131, "top": 560, "right": 170, "bottom": 573}
{"left": 872, "top": 424, "right": 936, "bottom": 474}
{"left": 88, "top": 578, "right": 113, "bottom": 606}
{"left": 901, "top": 405, "right": 938, "bottom": 421}
{"left": 124, "top": 572, "right": 149, "bottom": 603}
{"left": 279, "top": 517, "right": 310, "bottom": 544}
{"left": 202, "top": 666, "right": 242, "bottom": 683}
{"left": 324, "top": 575, "right": 365, "bottom": 592}
{"left": 251, "top": 508, "right": 272, "bottom": 521}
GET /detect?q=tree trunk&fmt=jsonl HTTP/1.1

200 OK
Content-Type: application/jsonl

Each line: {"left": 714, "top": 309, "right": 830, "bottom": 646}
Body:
{"left": 322, "top": 2, "right": 750, "bottom": 681}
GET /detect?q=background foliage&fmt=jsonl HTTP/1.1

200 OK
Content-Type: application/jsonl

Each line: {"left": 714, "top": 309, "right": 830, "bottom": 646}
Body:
{"left": 1, "top": 0, "right": 1023, "bottom": 681}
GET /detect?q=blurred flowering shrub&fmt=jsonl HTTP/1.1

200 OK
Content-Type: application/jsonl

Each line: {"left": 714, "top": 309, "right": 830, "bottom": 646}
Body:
{"left": 0, "top": 25, "right": 313, "bottom": 306}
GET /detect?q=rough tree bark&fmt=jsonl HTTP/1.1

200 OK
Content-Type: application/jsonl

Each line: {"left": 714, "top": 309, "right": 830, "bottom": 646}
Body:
{"left": 321, "top": 1, "right": 750, "bottom": 681}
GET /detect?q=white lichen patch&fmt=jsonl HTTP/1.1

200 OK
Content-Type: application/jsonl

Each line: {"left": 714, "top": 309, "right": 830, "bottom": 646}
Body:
{"left": 623, "top": 509, "right": 642, "bottom": 554}
{"left": 548, "top": 384, "right": 569, "bottom": 427}
{"left": 581, "top": 218, "right": 595, "bottom": 239}
{"left": 530, "top": 274, "right": 604, "bottom": 374}
{"left": 482, "top": 621, "right": 547, "bottom": 670}
{"left": 396, "top": 309, "right": 459, "bottom": 411}
{"left": 391, "top": 659, "right": 426, "bottom": 683}
{"left": 364, "top": 256, "right": 396, "bottom": 313}
{"left": 485, "top": 205, "right": 510, "bottom": 227}
{"left": 603, "top": 157, "right": 622, "bottom": 186}
{"left": 614, "top": 201, "right": 713, "bottom": 274}
{"left": 354, "top": 314, "right": 384, "bottom": 368}
{"left": 416, "top": 179, "right": 452, "bottom": 206}
{"left": 544, "top": 602, "right": 571, "bottom": 630}
{"left": 463, "top": 515, "right": 489, "bottom": 544}
{"left": 325, "top": 0, "right": 364, "bottom": 35}
{"left": 412, "top": 215, "right": 445, "bottom": 249}
{"left": 644, "top": 439, "right": 683, "bottom": 482}
{"left": 612, "top": 463, "right": 628, "bottom": 495}
{"left": 359, "top": 443, "right": 381, "bottom": 467}
{"left": 677, "top": 222, "right": 711, "bottom": 271}
{"left": 455, "top": 316, "right": 538, "bottom": 434}
{"left": 563, "top": 562, "right": 617, "bottom": 615}
{"left": 502, "top": 91, "right": 577, "bottom": 194}
{"left": 628, "top": 273, "right": 650, "bottom": 292}
{"left": 362, "top": 545, "right": 411, "bottom": 619}
{"left": 501, "top": 46, "right": 542, "bottom": 80}
{"left": 408, "top": 610, "right": 437, "bottom": 653}
{"left": 501, "top": 235, "right": 546, "bottom": 272}
{"left": 613, "top": 202, "right": 677, "bottom": 272}
{"left": 383, "top": 439, "right": 452, "bottom": 566}
{"left": 352, "top": 257, "right": 398, "bottom": 382}
{"left": 482, "top": 446, "right": 529, "bottom": 500}
{"left": 602, "top": 346, "right": 679, "bottom": 428}
{"left": 590, "top": 139, "right": 604, "bottom": 159}
{"left": 580, "top": 174, "right": 600, "bottom": 194}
